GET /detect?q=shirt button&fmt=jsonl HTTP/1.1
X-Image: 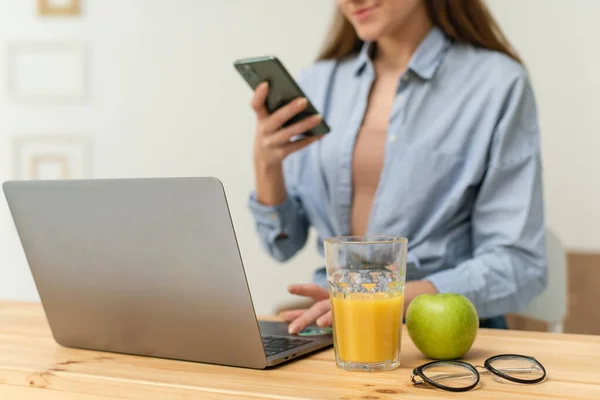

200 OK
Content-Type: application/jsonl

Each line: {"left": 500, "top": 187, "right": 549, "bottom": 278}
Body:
{"left": 389, "top": 135, "right": 397, "bottom": 143}
{"left": 270, "top": 212, "right": 278, "bottom": 221}
{"left": 402, "top": 74, "right": 410, "bottom": 81}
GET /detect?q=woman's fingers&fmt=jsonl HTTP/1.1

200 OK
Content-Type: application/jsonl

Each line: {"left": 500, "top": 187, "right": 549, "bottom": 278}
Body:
{"left": 287, "top": 283, "right": 330, "bottom": 301}
{"left": 268, "top": 114, "right": 323, "bottom": 146}
{"left": 287, "top": 299, "right": 331, "bottom": 334}
{"left": 279, "top": 309, "right": 306, "bottom": 322}
{"left": 316, "top": 310, "right": 332, "bottom": 328}
{"left": 261, "top": 97, "right": 308, "bottom": 134}
{"left": 250, "top": 82, "right": 270, "bottom": 119}
{"left": 279, "top": 136, "right": 321, "bottom": 158}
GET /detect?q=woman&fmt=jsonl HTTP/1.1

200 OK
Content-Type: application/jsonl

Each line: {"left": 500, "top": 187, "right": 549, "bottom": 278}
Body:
{"left": 248, "top": 0, "right": 547, "bottom": 334}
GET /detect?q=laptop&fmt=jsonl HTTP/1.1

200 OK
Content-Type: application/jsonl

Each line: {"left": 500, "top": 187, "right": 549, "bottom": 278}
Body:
{"left": 2, "top": 177, "right": 332, "bottom": 369}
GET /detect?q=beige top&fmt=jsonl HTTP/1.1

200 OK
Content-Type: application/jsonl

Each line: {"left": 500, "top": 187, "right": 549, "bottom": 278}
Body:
{"left": 350, "top": 71, "right": 399, "bottom": 236}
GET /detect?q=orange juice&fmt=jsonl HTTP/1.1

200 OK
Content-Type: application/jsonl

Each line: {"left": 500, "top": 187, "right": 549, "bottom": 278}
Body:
{"left": 331, "top": 292, "right": 404, "bottom": 364}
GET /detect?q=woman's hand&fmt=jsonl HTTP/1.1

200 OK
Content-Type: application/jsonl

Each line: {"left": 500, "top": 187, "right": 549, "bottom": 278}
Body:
{"left": 251, "top": 82, "right": 324, "bottom": 206}
{"left": 251, "top": 82, "right": 323, "bottom": 169}
{"left": 279, "top": 283, "right": 331, "bottom": 335}
{"left": 280, "top": 281, "right": 439, "bottom": 335}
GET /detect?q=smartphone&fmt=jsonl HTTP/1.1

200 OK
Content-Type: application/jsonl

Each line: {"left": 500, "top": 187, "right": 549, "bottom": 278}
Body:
{"left": 233, "top": 55, "right": 330, "bottom": 137}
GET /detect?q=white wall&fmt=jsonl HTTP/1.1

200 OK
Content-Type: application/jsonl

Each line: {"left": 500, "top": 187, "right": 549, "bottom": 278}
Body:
{"left": 0, "top": 0, "right": 333, "bottom": 314}
{"left": 1, "top": 0, "right": 598, "bottom": 315}
{"left": 487, "top": 0, "right": 600, "bottom": 251}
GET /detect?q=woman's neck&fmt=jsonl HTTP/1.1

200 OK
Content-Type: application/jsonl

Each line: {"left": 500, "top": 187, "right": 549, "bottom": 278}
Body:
{"left": 374, "top": 12, "right": 433, "bottom": 72}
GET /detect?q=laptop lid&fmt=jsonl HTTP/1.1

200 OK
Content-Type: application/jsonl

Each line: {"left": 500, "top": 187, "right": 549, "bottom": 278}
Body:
{"left": 3, "top": 177, "right": 269, "bottom": 369}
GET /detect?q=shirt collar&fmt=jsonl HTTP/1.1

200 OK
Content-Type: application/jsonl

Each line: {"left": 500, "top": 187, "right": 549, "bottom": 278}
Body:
{"left": 353, "top": 25, "right": 450, "bottom": 80}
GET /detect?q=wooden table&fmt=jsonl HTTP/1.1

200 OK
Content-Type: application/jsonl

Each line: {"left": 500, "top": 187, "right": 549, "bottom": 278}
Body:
{"left": 1, "top": 301, "right": 599, "bottom": 399}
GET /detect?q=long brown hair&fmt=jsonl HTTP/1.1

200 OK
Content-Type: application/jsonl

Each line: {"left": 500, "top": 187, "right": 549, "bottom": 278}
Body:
{"left": 317, "top": 0, "right": 521, "bottom": 64}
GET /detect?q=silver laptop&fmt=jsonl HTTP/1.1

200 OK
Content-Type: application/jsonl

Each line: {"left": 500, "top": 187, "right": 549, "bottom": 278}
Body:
{"left": 3, "top": 177, "right": 332, "bottom": 369}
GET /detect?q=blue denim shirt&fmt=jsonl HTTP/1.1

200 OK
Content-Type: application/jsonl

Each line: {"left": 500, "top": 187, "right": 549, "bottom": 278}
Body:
{"left": 248, "top": 27, "right": 547, "bottom": 319}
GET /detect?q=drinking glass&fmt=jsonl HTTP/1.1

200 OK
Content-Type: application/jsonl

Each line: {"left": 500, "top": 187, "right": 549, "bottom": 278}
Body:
{"left": 324, "top": 235, "right": 408, "bottom": 372}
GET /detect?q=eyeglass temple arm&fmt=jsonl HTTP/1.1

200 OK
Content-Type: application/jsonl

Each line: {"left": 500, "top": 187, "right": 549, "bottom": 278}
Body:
{"left": 413, "top": 366, "right": 541, "bottom": 384}
{"left": 410, "top": 373, "right": 424, "bottom": 385}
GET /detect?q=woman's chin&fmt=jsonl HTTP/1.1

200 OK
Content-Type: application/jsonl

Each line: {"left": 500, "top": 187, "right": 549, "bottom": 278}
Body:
{"left": 354, "top": 25, "right": 385, "bottom": 43}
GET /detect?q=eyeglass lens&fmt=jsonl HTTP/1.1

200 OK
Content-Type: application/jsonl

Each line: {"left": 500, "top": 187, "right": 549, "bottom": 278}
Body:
{"left": 487, "top": 355, "right": 545, "bottom": 382}
{"left": 421, "top": 362, "right": 478, "bottom": 390}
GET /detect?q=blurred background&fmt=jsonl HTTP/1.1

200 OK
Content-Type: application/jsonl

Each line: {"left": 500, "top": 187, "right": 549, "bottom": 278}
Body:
{"left": 0, "top": 0, "right": 598, "bottom": 333}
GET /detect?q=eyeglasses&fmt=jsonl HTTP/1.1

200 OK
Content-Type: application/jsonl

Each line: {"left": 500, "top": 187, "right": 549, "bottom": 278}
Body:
{"left": 410, "top": 354, "right": 546, "bottom": 392}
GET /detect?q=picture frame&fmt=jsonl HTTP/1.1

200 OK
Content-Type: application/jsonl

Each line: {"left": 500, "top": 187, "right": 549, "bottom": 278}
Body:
{"left": 29, "top": 153, "right": 70, "bottom": 180}
{"left": 37, "top": 0, "right": 81, "bottom": 16}
{"left": 7, "top": 41, "right": 89, "bottom": 104}
{"left": 11, "top": 135, "right": 91, "bottom": 180}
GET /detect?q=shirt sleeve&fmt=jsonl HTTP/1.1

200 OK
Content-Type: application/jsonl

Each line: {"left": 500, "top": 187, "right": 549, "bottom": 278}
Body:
{"left": 247, "top": 68, "right": 314, "bottom": 262}
{"left": 247, "top": 182, "right": 310, "bottom": 262}
{"left": 426, "top": 73, "right": 548, "bottom": 319}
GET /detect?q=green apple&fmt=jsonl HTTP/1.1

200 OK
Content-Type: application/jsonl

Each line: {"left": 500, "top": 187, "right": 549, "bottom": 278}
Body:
{"left": 405, "top": 293, "right": 479, "bottom": 360}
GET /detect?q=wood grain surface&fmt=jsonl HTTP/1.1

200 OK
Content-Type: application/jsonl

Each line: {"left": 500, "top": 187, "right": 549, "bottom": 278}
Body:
{"left": 1, "top": 301, "right": 599, "bottom": 399}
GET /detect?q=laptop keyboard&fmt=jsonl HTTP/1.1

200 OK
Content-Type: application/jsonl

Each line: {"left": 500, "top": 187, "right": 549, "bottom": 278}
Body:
{"left": 261, "top": 335, "right": 313, "bottom": 357}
